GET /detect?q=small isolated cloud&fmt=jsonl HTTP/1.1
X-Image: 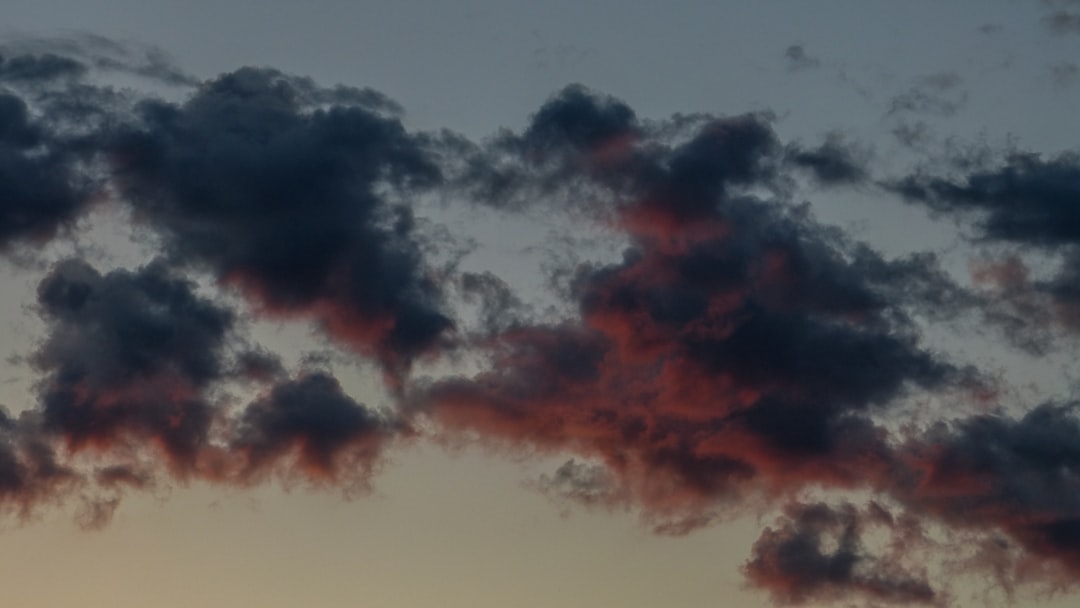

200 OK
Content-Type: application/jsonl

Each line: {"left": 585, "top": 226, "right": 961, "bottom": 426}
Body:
{"left": 784, "top": 44, "right": 821, "bottom": 71}
{"left": 785, "top": 133, "right": 869, "bottom": 186}
{"left": 536, "top": 459, "right": 628, "bottom": 509}
{"left": 0, "top": 83, "right": 101, "bottom": 249}
{"left": 0, "top": 33, "right": 196, "bottom": 86}
{"left": 1044, "top": 11, "right": 1080, "bottom": 35}
{"left": 890, "top": 151, "right": 1080, "bottom": 338}
{"left": 1052, "top": 62, "right": 1080, "bottom": 88}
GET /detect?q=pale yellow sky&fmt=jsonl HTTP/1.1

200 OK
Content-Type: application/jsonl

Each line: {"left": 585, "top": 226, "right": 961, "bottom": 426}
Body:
{"left": 0, "top": 445, "right": 764, "bottom": 608}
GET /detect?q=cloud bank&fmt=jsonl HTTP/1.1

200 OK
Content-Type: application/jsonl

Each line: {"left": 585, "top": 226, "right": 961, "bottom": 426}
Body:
{"left": 0, "top": 38, "right": 1079, "bottom": 606}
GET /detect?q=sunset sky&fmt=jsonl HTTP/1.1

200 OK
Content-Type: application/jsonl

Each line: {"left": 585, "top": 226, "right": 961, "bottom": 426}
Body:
{"left": 2, "top": 2, "right": 1080, "bottom": 607}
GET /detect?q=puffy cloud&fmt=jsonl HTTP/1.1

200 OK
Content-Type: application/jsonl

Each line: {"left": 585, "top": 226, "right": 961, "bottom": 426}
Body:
{"left": 419, "top": 90, "right": 966, "bottom": 533}
{"left": 32, "top": 259, "right": 233, "bottom": 471}
{"left": 108, "top": 67, "right": 453, "bottom": 381}
{"left": 745, "top": 502, "right": 940, "bottom": 606}
{"left": 230, "top": 372, "right": 402, "bottom": 487}
{"left": 784, "top": 134, "right": 868, "bottom": 186}
{"left": 784, "top": 44, "right": 821, "bottom": 72}
{"left": 900, "top": 403, "right": 1080, "bottom": 577}
{"left": 0, "top": 86, "right": 99, "bottom": 247}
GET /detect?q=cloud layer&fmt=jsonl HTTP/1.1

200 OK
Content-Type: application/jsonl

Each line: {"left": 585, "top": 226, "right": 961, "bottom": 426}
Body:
{"left": 0, "top": 40, "right": 1078, "bottom": 606}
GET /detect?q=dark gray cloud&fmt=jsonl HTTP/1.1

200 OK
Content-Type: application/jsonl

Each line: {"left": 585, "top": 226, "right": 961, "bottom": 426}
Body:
{"left": 93, "top": 465, "right": 153, "bottom": 490}
{"left": 536, "top": 458, "right": 626, "bottom": 508}
{"left": 33, "top": 259, "right": 233, "bottom": 469}
{"left": 0, "top": 52, "right": 86, "bottom": 83}
{"left": 1, "top": 33, "right": 196, "bottom": 86}
{"left": 231, "top": 372, "right": 401, "bottom": 486}
{"left": 457, "top": 84, "right": 781, "bottom": 219}
{"left": 1044, "top": 10, "right": 1080, "bottom": 35}
{"left": 891, "top": 121, "right": 933, "bottom": 149}
{"left": 2, "top": 35, "right": 1080, "bottom": 606}
{"left": 891, "top": 152, "right": 1080, "bottom": 246}
{"left": 784, "top": 44, "right": 821, "bottom": 71}
{"left": 888, "top": 73, "right": 967, "bottom": 118}
{"left": 897, "top": 403, "right": 1080, "bottom": 581}
{"left": 784, "top": 134, "right": 868, "bottom": 186}
{"left": 459, "top": 271, "right": 528, "bottom": 334}
{"left": 0, "top": 86, "right": 99, "bottom": 248}
{"left": 891, "top": 151, "right": 1080, "bottom": 338}
{"left": 520, "top": 83, "right": 639, "bottom": 157}
{"left": 745, "top": 502, "right": 940, "bottom": 606}
{"left": 420, "top": 87, "right": 971, "bottom": 536}
{"left": 0, "top": 419, "right": 77, "bottom": 518}
{"left": 109, "top": 67, "right": 452, "bottom": 380}
{"left": 4, "top": 258, "right": 407, "bottom": 516}
{"left": 454, "top": 84, "right": 642, "bottom": 210}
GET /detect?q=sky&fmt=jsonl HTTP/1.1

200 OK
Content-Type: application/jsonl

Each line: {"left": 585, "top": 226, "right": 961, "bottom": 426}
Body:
{"left": 1, "top": 1, "right": 1080, "bottom": 607}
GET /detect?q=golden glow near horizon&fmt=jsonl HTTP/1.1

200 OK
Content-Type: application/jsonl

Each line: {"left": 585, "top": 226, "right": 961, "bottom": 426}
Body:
{"left": 0, "top": 445, "right": 760, "bottom": 608}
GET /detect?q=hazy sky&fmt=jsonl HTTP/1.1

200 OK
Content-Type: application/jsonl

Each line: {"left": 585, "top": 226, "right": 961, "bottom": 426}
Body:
{"left": 1, "top": 2, "right": 1080, "bottom": 607}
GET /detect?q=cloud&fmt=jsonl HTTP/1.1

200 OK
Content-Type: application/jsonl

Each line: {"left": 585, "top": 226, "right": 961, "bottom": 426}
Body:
{"left": 230, "top": 372, "right": 403, "bottom": 488}
{"left": 745, "top": 502, "right": 940, "bottom": 606}
{"left": 418, "top": 90, "right": 969, "bottom": 533}
{"left": 535, "top": 458, "right": 628, "bottom": 509}
{"left": 1044, "top": 10, "right": 1080, "bottom": 35}
{"left": 891, "top": 152, "right": 1080, "bottom": 247}
{"left": 32, "top": 259, "right": 233, "bottom": 472}
{"left": 1, "top": 33, "right": 196, "bottom": 86}
{"left": 0, "top": 417, "right": 78, "bottom": 519}
{"left": 784, "top": 44, "right": 821, "bottom": 71}
{"left": 108, "top": 67, "right": 453, "bottom": 382}
{"left": 1051, "top": 62, "right": 1080, "bottom": 88}
{"left": 459, "top": 271, "right": 529, "bottom": 334}
{"left": 888, "top": 73, "right": 967, "bottom": 118}
{"left": 899, "top": 403, "right": 1080, "bottom": 579}
{"left": 4, "top": 37, "right": 1080, "bottom": 605}
{"left": 520, "top": 83, "right": 639, "bottom": 158}
{"left": 454, "top": 84, "right": 642, "bottom": 211}
{"left": 0, "top": 52, "right": 87, "bottom": 83}
{"left": 0, "top": 81, "right": 100, "bottom": 248}
{"left": 0, "top": 257, "right": 409, "bottom": 517}
{"left": 891, "top": 151, "right": 1080, "bottom": 338}
{"left": 784, "top": 134, "right": 868, "bottom": 186}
